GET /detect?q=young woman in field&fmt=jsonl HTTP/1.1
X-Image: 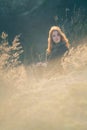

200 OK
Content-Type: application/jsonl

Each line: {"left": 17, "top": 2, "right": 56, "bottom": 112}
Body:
{"left": 46, "top": 26, "right": 70, "bottom": 61}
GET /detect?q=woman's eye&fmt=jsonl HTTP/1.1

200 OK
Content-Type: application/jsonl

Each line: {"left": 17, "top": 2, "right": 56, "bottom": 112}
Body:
{"left": 52, "top": 35, "right": 56, "bottom": 37}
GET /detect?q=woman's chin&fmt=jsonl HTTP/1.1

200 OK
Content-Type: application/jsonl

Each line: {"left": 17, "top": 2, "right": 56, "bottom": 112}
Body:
{"left": 55, "top": 41, "right": 60, "bottom": 44}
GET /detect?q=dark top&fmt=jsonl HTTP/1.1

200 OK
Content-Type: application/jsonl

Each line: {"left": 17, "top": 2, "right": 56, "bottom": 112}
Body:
{"left": 46, "top": 41, "right": 69, "bottom": 61}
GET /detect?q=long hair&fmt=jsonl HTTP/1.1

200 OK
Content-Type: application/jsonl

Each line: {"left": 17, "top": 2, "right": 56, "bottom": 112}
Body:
{"left": 47, "top": 26, "right": 70, "bottom": 54}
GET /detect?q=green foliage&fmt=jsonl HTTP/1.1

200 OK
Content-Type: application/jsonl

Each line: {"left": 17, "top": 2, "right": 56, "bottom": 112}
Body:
{"left": 55, "top": 8, "right": 87, "bottom": 45}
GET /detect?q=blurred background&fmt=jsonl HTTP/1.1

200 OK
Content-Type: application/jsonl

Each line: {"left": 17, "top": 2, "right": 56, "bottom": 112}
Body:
{"left": 0, "top": 0, "right": 87, "bottom": 64}
{"left": 0, "top": 1, "right": 87, "bottom": 130}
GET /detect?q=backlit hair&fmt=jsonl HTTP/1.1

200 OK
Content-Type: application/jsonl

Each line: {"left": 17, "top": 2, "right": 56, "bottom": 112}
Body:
{"left": 47, "top": 26, "right": 70, "bottom": 54}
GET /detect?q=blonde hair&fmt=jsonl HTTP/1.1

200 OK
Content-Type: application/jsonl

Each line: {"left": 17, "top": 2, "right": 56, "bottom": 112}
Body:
{"left": 47, "top": 26, "right": 70, "bottom": 54}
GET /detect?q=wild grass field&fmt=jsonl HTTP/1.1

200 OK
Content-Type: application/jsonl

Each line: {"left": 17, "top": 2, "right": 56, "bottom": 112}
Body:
{"left": 0, "top": 8, "right": 87, "bottom": 130}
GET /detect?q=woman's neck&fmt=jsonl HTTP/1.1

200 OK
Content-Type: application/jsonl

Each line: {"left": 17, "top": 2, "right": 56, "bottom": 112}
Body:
{"left": 53, "top": 41, "right": 61, "bottom": 45}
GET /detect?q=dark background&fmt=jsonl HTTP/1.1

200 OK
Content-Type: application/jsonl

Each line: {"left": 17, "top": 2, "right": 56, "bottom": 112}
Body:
{"left": 0, "top": 0, "right": 87, "bottom": 64}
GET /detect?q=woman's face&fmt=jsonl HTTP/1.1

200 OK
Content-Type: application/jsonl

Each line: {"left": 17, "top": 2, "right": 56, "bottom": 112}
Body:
{"left": 51, "top": 30, "right": 61, "bottom": 44}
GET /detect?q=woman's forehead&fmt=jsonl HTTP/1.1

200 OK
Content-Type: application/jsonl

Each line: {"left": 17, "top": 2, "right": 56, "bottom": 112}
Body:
{"left": 52, "top": 30, "right": 59, "bottom": 34}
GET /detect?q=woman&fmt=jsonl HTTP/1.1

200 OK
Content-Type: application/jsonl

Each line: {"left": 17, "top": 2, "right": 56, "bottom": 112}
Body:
{"left": 46, "top": 26, "right": 70, "bottom": 61}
